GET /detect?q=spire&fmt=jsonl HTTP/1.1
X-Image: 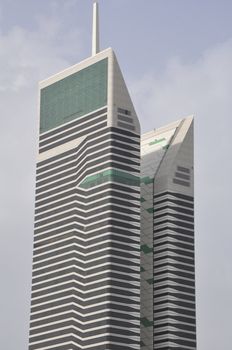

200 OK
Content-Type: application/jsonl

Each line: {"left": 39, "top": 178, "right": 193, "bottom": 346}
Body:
{"left": 92, "top": 2, "right": 100, "bottom": 56}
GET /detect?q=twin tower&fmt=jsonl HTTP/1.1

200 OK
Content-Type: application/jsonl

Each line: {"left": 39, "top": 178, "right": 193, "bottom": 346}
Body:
{"left": 28, "top": 3, "right": 196, "bottom": 350}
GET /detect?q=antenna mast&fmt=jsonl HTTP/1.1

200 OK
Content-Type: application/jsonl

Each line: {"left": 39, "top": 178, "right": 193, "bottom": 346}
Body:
{"left": 92, "top": 2, "right": 100, "bottom": 56}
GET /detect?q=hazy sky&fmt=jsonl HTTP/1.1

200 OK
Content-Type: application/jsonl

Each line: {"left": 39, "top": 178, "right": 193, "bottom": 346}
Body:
{"left": 0, "top": 0, "right": 231, "bottom": 349}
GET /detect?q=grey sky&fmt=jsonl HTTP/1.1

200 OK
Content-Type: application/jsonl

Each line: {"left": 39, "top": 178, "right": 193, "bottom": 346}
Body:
{"left": 0, "top": 0, "right": 231, "bottom": 349}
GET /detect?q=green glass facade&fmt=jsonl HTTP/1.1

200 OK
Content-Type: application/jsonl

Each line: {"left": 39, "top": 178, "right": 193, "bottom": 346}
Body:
{"left": 80, "top": 169, "right": 140, "bottom": 189}
{"left": 40, "top": 58, "right": 108, "bottom": 133}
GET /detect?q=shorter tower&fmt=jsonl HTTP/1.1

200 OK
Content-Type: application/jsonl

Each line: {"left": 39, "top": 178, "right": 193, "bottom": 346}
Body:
{"left": 140, "top": 117, "right": 196, "bottom": 349}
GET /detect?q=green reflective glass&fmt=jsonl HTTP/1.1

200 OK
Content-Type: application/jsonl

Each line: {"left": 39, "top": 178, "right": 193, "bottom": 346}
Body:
{"left": 146, "top": 278, "right": 154, "bottom": 285}
{"left": 141, "top": 176, "right": 154, "bottom": 185}
{"left": 40, "top": 58, "right": 108, "bottom": 133}
{"left": 140, "top": 244, "right": 153, "bottom": 254}
{"left": 149, "top": 137, "right": 166, "bottom": 146}
{"left": 141, "top": 317, "right": 153, "bottom": 327}
{"left": 79, "top": 169, "right": 140, "bottom": 189}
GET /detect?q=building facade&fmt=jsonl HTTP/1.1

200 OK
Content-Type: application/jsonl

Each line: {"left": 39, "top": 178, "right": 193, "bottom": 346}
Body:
{"left": 28, "top": 4, "right": 197, "bottom": 350}
{"left": 140, "top": 118, "right": 196, "bottom": 349}
{"left": 28, "top": 48, "right": 141, "bottom": 350}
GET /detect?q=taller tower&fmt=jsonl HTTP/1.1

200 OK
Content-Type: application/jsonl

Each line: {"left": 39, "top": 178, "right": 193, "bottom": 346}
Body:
{"left": 28, "top": 4, "right": 140, "bottom": 350}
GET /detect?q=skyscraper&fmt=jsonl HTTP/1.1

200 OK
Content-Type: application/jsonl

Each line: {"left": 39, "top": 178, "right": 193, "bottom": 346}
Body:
{"left": 28, "top": 3, "right": 141, "bottom": 350}
{"left": 140, "top": 117, "right": 196, "bottom": 349}
{"left": 28, "top": 3, "right": 197, "bottom": 350}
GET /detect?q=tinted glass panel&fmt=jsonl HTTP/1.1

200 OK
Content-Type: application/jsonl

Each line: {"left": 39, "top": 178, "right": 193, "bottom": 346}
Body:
{"left": 40, "top": 59, "right": 108, "bottom": 133}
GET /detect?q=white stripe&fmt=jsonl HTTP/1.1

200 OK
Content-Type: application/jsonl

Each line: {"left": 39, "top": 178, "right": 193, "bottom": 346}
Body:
{"left": 32, "top": 274, "right": 140, "bottom": 288}
{"left": 31, "top": 280, "right": 139, "bottom": 297}
{"left": 32, "top": 264, "right": 139, "bottom": 280}
{"left": 30, "top": 301, "right": 140, "bottom": 317}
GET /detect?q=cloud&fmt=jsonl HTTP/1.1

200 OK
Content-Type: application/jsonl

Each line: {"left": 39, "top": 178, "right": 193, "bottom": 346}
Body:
{"left": 131, "top": 39, "right": 232, "bottom": 130}
{"left": 0, "top": 15, "right": 81, "bottom": 91}
{"left": 130, "top": 39, "right": 232, "bottom": 349}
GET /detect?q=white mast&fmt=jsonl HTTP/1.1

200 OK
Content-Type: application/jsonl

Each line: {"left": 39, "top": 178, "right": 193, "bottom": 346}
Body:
{"left": 92, "top": 2, "right": 100, "bottom": 56}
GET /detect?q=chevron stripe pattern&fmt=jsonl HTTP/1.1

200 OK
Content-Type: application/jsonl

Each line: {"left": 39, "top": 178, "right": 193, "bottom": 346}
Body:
{"left": 28, "top": 106, "right": 141, "bottom": 350}
{"left": 140, "top": 118, "right": 196, "bottom": 350}
{"left": 153, "top": 191, "right": 196, "bottom": 349}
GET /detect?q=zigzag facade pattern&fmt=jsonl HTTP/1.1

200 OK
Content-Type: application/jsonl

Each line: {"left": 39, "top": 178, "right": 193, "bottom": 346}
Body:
{"left": 140, "top": 119, "right": 196, "bottom": 350}
{"left": 153, "top": 191, "right": 196, "bottom": 349}
{"left": 29, "top": 107, "right": 141, "bottom": 350}
{"left": 28, "top": 37, "right": 196, "bottom": 349}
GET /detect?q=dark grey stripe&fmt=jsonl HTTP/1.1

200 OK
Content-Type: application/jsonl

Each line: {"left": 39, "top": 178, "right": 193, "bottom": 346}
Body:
{"left": 39, "top": 115, "right": 107, "bottom": 148}
{"left": 177, "top": 165, "right": 190, "bottom": 173}
{"left": 117, "top": 121, "right": 135, "bottom": 131}
{"left": 35, "top": 196, "right": 139, "bottom": 216}
{"left": 29, "top": 334, "right": 139, "bottom": 350}
{"left": 30, "top": 318, "right": 139, "bottom": 336}
{"left": 39, "top": 108, "right": 107, "bottom": 141}
{"left": 39, "top": 121, "right": 107, "bottom": 153}
{"left": 173, "top": 178, "right": 190, "bottom": 187}
{"left": 31, "top": 285, "right": 139, "bottom": 301}
{"left": 175, "top": 171, "right": 190, "bottom": 180}
{"left": 153, "top": 191, "right": 193, "bottom": 202}
{"left": 31, "top": 277, "right": 140, "bottom": 294}
{"left": 117, "top": 114, "right": 133, "bottom": 124}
